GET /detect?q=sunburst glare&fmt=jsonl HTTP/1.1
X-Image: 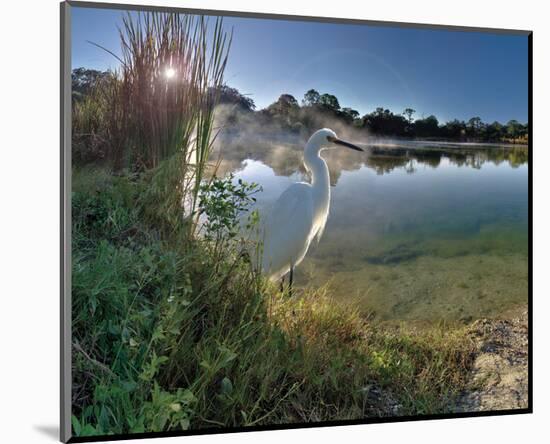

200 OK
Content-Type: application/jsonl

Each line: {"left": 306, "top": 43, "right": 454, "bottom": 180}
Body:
{"left": 165, "top": 67, "right": 176, "bottom": 79}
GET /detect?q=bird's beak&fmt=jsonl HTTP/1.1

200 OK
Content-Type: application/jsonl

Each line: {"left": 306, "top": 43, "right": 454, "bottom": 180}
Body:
{"left": 327, "top": 136, "right": 364, "bottom": 152}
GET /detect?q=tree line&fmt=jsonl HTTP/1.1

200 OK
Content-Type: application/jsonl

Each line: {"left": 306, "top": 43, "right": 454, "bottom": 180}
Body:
{"left": 221, "top": 86, "right": 528, "bottom": 143}
{"left": 72, "top": 69, "right": 528, "bottom": 144}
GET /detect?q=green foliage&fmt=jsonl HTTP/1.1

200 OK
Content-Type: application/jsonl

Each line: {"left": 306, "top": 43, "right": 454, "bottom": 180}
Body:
{"left": 414, "top": 115, "right": 440, "bottom": 138}
{"left": 142, "top": 384, "right": 197, "bottom": 432}
{"left": 71, "top": 73, "right": 119, "bottom": 165}
{"left": 441, "top": 119, "right": 466, "bottom": 139}
{"left": 72, "top": 67, "right": 111, "bottom": 102}
{"left": 340, "top": 107, "right": 360, "bottom": 124}
{"left": 198, "top": 174, "right": 262, "bottom": 242}
{"left": 72, "top": 168, "right": 476, "bottom": 437}
{"left": 363, "top": 107, "right": 408, "bottom": 137}
{"left": 506, "top": 119, "right": 527, "bottom": 141}
{"left": 319, "top": 93, "right": 340, "bottom": 112}
{"left": 403, "top": 108, "right": 416, "bottom": 124}
{"left": 137, "top": 152, "right": 194, "bottom": 237}
{"left": 302, "top": 89, "right": 320, "bottom": 107}
{"left": 264, "top": 94, "right": 301, "bottom": 129}
{"left": 213, "top": 85, "right": 256, "bottom": 111}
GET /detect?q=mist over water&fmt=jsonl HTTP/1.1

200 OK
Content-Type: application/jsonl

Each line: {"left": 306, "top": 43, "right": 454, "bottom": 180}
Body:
{"left": 213, "top": 127, "right": 528, "bottom": 324}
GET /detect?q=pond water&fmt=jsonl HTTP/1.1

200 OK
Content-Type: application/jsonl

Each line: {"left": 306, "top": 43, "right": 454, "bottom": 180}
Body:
{"left": 217, "top": 138, "right": 529, "bottom": 323}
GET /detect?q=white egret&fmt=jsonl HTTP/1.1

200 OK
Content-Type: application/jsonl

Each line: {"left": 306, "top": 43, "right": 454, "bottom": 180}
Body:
{"left": 260, "top": 128, "right": 364, "bottom": 289}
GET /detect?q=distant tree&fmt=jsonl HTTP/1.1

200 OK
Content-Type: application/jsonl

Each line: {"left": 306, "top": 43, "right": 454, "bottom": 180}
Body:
{"left": 279, "top": 94, "right": 299, "bottom": 107}
{"left": 519, "top": 122, "right": 528, "bottom": 139}
{"left": 485, "top": 121, "right": 504, "bottom": 141}
{"left": 362, "top": 107, "right": 408, "bottom": 136}
{"left": 403, "top": 108, "right": 416, "bottom": 124}
{"left": 413, "top": 115, "right": 439, "bottom": 138}
{"left": 71, "top": 67, "right": 110, "bottom": 101}
{"left": 302, "top": 89, "right": 321, "bottom": 107}
{"left": 266, "top": 94, "right": 299, "bottom": 116}
{"left": 215, "top": 85, "right": 256, "bottom": 111}
{"left": 340, "top": 107, "right": 360, "bottom": 124}
{"left": 466, "top": 116, "right": 484, "bottom": 139}
{"left": 441, "top": 119, "right": 466, "bottom": 140}
{"left": 467, "top": 116, "right": 482, "bottom": 129}
{"left": 319, "top": 93, "right": 341, "bottom": 112}
{"left": 506, "top": 120, "right": 523, "bottom": 141}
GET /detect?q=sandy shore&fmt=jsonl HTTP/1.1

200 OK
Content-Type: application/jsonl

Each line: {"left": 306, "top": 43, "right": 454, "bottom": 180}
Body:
{"left": 454, "top": 308, "right": 529, "bottom": 412}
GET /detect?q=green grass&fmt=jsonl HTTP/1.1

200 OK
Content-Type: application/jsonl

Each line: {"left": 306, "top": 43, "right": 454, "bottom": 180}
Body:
{"left": 71, "top": 167, "right": 476, "bottom": 437}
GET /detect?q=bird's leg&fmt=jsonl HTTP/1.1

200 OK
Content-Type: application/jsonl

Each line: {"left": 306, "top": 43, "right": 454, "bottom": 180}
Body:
{"left": 289, "top": 265, "right": 294, "bottom": 298}
{"left": 280, "top": 275, "right": 285, "bottom": 293}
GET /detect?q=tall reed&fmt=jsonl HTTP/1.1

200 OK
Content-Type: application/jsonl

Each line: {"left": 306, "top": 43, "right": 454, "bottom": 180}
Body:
{"left": 115, "top": 12, "right": 229, "bottom": 168}
{"left": 91, "top": 12, "right": 232, "bottom": 233}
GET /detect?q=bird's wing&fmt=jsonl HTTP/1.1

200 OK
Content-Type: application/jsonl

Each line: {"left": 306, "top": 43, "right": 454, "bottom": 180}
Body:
{"left": 264, "top": 182, "right": 314, "bottom": 237}
{"left": 261, "top": 183, "right": 315, "bottom": 276}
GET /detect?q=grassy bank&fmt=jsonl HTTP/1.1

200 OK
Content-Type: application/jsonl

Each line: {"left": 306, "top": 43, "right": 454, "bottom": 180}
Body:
{"left": 71, "top": 167, "right": 476, "bottom": 437}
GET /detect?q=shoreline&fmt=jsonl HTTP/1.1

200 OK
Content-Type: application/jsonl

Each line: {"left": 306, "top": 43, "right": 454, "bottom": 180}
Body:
{"left": 372, "top": 139, "right": 529, "bottom": 150}
{"left": 454, "top": 307, "right": 528, "bottom": 412}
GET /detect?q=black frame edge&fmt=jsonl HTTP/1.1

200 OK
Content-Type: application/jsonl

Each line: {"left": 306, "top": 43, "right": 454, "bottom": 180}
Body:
{"left": 67, "top": 408, "right": 532, "bottom": 443}
{"left": 527, "top": 30, "right": 533, "bottom": 415}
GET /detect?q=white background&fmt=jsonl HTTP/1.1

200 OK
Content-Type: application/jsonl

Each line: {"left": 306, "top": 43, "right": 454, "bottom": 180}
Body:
{"left": 0, "top": 0, "right": 547, "bottom": 442}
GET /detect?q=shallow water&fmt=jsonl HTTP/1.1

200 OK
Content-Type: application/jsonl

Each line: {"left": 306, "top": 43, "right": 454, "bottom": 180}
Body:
{"left": 218, "top": 139, "right": 529, "bottom": 322}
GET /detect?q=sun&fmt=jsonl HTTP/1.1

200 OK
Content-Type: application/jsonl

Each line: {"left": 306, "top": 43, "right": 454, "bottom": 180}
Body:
{"left": 165, "top": 67, "right": 176, "bottom": 79}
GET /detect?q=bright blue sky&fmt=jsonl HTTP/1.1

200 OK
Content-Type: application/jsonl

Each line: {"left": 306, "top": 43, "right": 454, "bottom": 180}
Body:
{"left": 72, "top": 6, "right": 528, "bottom": 123}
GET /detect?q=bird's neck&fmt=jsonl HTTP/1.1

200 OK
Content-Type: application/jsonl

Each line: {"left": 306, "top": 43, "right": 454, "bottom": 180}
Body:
{"left": 304, "top": 146, "right": 330, "bottom": 210}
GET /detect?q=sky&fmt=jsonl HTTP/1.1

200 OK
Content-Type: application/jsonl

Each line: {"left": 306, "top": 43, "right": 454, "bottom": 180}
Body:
{"left": 71, "top": 6, "right": 529, "bottom": 124}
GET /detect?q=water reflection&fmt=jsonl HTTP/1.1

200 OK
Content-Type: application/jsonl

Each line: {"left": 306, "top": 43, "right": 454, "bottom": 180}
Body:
{"left": 213, "top": 137, "right": 528, "bottom": 185}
